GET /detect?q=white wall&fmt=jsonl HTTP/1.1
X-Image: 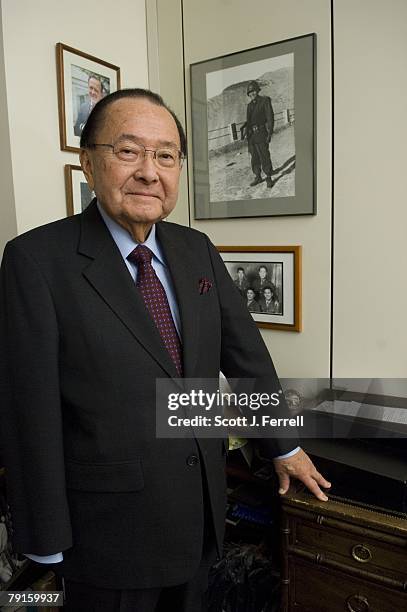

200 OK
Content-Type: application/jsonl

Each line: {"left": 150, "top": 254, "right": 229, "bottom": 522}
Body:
{"left": 0, "top": 4, "right": 17, "bottom": 253}
{"left": 1, "top": 0, "right": 149, "bottom": 235}
{"left": 154, "top": 0, "right": 332, "bottom": 377}
{"left": 333, "top": 0, "right": 407, "bottom": 377}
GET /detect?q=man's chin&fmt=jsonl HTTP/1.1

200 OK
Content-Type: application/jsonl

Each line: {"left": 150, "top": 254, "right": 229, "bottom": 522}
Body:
{"left": 126, "top": 205, "right": 165, "bottom": 225}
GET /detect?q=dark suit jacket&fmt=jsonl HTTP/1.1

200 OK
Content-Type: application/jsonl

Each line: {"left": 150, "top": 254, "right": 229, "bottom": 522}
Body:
{"left": 0, "top": 201, "right": 297, "bottom": 589}
{"left": 73, "top": 101, "right": 92, "bottom": 136}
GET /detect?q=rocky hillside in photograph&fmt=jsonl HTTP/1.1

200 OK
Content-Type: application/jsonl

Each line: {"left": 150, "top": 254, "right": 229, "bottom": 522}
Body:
{"left": 207, "top": 67, "right": 294, "bottom": 131}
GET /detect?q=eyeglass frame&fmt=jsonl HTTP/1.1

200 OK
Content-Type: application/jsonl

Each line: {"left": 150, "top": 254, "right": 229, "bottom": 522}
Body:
{"left": 86, "top": 140, "right": 186, "bottom": 168}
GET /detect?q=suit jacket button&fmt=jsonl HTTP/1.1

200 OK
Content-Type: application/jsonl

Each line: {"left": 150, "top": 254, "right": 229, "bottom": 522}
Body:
{"left": 187, "top": 454, "right": 199, "bottom": 466}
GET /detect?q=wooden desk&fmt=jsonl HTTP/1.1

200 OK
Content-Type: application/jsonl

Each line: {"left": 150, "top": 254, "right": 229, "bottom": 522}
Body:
{"left": 280, "top": 489, "right": 407, "bottom": 611}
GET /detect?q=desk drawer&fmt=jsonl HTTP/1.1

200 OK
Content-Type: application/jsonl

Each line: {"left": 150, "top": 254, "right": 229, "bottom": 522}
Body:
{"left": 290, "top": 516, "right": 407, "bottom": 582}
{"left": 289, "top": 557, "right": 407, "bottom": 612}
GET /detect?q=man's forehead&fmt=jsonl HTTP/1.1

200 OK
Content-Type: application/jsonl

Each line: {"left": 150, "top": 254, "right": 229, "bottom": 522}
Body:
{"left": 100, "top": 97, "right": 180, "bottom": 147}
{"left": 102, "top": 98, "right": 179, "bottom": 139}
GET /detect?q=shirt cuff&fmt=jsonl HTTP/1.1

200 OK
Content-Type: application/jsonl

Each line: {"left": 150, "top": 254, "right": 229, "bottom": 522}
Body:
{"left": 274, "top": 446, "right": 301, "bottom": 459}
{"left": 25, "top": 552, "right": 64, "bottom": 564}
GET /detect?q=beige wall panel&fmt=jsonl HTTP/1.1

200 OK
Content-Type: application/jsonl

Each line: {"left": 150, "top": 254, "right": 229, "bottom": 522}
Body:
{"left": 154, "top": 0, "right": 190, "bottom": 227}
{"left": 333, "top": 0, "right": 407, "bottom": 377}
{"left": 1, "top": 0, "right": 149, "bottom": 235}
{"left": 156, "top": 0, "right": 332, "bottom": 376}
{"left": 0, "top": 5, "right": 17, "bottom": 252}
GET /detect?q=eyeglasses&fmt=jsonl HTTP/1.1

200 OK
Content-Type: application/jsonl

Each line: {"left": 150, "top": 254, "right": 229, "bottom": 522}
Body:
{"left": 88, "top": 139, "right": 185, "bottom": 169}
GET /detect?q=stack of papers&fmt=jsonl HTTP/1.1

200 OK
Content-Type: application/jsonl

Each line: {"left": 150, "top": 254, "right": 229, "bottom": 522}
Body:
{"left": 313, "top": 400, "right": 407, "bottom": 425}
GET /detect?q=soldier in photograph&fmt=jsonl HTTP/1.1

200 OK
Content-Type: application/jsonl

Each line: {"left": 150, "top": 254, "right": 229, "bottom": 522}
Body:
{"left": 233, "top": 266, "right": 249, "bottom": 297}
{"left": 252, "top": 265, "right": 277, "bottom": 299}
{"left": 243, "top": 80, "right": 275, "bottom": 188}
{"left": 259, "top": 286, "right": 280, "bottom": 314}
{"left": 246, "top": 287, "right": 261, "bottom": 313}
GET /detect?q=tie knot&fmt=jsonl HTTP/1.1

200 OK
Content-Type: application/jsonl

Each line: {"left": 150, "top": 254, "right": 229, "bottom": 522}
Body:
{"left": 128, "top": 245, "right": 153, "bottom": 265}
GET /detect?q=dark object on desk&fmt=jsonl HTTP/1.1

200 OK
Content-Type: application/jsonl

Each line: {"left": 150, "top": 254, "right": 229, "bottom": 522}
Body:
{"left": 303, "top": 438, "right": 407, "bottom": 513}
{"left": 311, "top": 386, "right": 407, "bottom": 439}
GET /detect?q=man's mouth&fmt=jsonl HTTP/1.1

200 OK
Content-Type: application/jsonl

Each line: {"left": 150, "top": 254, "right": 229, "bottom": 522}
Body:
{"left": 126, "top": 192, "right": 159, "bottom": 199}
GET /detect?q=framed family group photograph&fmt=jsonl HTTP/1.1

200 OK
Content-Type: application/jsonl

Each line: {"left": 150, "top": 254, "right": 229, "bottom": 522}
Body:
{"left": 56, "top": 43, "right": 121, "bottom": 152}
{"left": 217, "top": 245, "right": 302, "bottom": 331}
{"left": 190, "top": 34, "right": 315, "bottom": 220}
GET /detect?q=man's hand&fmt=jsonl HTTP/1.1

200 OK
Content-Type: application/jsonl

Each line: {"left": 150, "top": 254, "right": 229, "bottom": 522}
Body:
{"left": 273, "top": 449, "right": 331, "bottom": 501}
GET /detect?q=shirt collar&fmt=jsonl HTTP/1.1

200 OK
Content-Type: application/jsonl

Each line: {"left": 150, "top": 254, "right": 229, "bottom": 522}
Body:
{"left": 96, "top": 200, "right": 166, "bottom": 265}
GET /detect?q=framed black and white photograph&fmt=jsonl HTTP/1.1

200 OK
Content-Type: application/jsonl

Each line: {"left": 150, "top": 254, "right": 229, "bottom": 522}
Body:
{"left": 217, "top": 246, "right": 302, "bottom": 331}
{"left": 65, "top": 164, "right": 94, "bottom": 216}
{"left": 190, "top": 34, "right": 315, "bottom": 219}
{"left": 56, "top": 43, "right": 121, "bottom": 152}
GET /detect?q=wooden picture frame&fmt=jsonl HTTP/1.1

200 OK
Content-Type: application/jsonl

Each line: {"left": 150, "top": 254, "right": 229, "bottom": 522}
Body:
{"left": 56, "top": 43, "right": 121, "bottom": 152}
{"left": 217, "top": 245, "right": 302, "bottom": 331}
{"left": 190, "top": 34, "right": 315, "bottom": 219}
{"left": 64, "top": 164, "right": 94, "bottom": 216}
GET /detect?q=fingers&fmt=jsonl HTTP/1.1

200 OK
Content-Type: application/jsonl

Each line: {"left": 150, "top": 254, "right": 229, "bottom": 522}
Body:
{"left": 300, "top": 468, "right": 331, "bottom": 501}
{"left": 302, "top": 476, "right": 329, "bottom": 502}
{"left": 277, "top": 472, "right": 291, "bottom": 496}
{"left": 314, "top": 471, "right": 332, "bottom": 490}
{"left": 278, "top": 471, "right": 330, "bottom": 501}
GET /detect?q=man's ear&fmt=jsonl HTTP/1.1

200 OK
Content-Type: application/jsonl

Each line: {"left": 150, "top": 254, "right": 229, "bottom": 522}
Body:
{"left": 80, "top": 149, "right": 95, "bottom": 191}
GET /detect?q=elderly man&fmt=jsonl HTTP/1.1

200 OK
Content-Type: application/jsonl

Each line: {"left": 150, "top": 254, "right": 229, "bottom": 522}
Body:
{"left": 0, "top": 88, "right": 330, "bottom": 612}
{"left": 74, "top": 74, "right": 104, "bottom": 136}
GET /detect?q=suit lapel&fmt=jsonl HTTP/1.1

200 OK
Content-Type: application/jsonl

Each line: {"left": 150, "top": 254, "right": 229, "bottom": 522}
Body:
{"left": 78, "top": 202, "right": 179, "bottom": 379}
{"left": 156, "top": 222, "right": 200, "bottom": 377}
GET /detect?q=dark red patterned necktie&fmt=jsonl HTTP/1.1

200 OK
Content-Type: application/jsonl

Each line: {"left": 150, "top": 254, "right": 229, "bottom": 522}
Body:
{"left": 128, "top": 245, "right": 183, "bottom": 376}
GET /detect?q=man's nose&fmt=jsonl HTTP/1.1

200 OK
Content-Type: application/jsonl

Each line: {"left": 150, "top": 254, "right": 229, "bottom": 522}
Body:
{"left": 134, "top": 151, "right": 159, "bottom": 182}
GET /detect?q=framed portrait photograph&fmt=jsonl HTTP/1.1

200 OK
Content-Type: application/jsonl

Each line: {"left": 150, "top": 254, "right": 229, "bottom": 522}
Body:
{"left": 65, "top": 164, "right": 94, "bottom": 216}
{"left": 190, "top": 34, "right": 315, "bottom": 219}
{"left": 56, "top": 43, "right": 121, "bottom": 152}
{"left": 217, "top": 246, "right": 302, "bottom": 331}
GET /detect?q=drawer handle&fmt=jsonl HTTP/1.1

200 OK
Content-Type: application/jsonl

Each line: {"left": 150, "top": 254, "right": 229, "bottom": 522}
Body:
{"left": 346, "top": 594, "right": 369, "bottom": 612}
{"left": 351, "top": 544, "right": 372, "bottom": 563}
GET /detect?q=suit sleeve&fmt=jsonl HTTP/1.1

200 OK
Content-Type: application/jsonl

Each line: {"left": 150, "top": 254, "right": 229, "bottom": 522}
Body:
{"left": 0, "top": 241, "right": 72, "bottom": 555}
{"left": 204, "top": 236, "right": 299, "bottom": 458}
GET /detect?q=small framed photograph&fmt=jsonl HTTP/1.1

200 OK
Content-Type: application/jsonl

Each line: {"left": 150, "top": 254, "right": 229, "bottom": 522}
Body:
{"left": 190, "top": 34, "right": 315, "bottom": 219}
{"left": 217, "top": 246, "right": 302, "bottom": 331}
{"left": 65, "top": 164, "right": 94, "bottom": 216}
{"left": 56, "top": 43, "right": 121, "bottom": 152}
